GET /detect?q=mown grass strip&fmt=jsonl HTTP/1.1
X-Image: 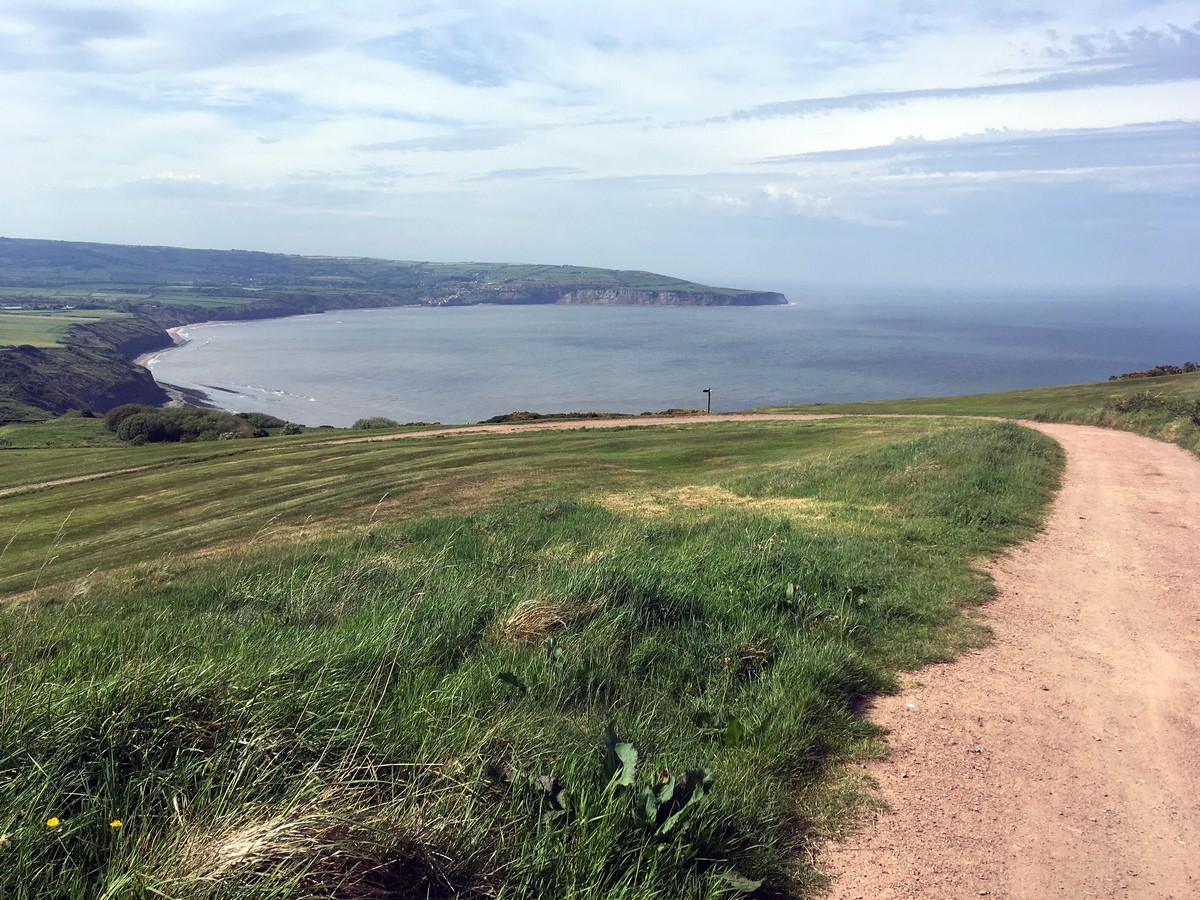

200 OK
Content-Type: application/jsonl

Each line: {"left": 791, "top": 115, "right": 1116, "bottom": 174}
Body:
{"left": 1, "top": 419, "right": 947, "bottom": 597}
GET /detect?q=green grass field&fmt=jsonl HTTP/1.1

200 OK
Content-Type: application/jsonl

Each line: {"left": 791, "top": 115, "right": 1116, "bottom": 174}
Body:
{"left": 1, "top": 410, "right": 1065, "bottom": 898}
{"left": 0, "top": 310, "right": 130, "bottom": 348}
{"left": 1, "top": 418, "right": 951, "bottom": 596}
{"left": 1, "top": 237, "right": 1195, "bottom": 895}
{"left": 0, "top": 287, "right": 266, "bottom": 315}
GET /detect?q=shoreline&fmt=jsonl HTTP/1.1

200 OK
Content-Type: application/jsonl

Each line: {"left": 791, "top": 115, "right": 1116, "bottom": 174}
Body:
{"left": 134, "top": 323, "right": 222, "bottom": 410}
{"left": 124, "top": 299, "right": 793, "bottom": 418}
{"left": 133, "top": 324, "right": 192, "bottom": 368}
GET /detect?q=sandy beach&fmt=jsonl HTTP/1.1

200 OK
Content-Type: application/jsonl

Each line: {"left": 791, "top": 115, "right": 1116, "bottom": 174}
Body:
{"left": 133, "top": 324, "right": 191, "bottom": 368}
{"left": 132, "top": 324, "right": 221, "bottom": 408}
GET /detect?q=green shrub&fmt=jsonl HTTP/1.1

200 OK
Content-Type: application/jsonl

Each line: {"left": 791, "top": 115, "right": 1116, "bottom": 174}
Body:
{"left": 104, "top": 403, "right": 155, "bottom": 432}
{"left": 1109, "top": 390, "right": 1166, "bottom": 414}
{"left": 106, "top": 406, "right": 287, "bottom": 444}
{"left": 116, "top": 411, "right": 183, "bottom": 443}
{"left": 352, "top": 417, "right": 401, "bottom": 430}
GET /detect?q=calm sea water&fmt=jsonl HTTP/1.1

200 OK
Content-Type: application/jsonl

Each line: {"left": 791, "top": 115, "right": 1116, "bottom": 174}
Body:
{"left": 144, "top": 287, "right": 1200, "bottom": 427}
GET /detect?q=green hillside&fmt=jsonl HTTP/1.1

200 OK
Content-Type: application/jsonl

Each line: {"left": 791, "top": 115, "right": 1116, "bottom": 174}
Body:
{"left": 0, "top": 237, "right": 784, "bottom": 319}
{"left": 761, "top": 369, "right": 1200, "bottom": 455}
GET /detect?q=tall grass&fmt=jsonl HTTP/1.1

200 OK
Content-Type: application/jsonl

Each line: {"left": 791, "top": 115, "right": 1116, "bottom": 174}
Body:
{"left": 1, "top": 422, "right": 1061, "bottom": 898}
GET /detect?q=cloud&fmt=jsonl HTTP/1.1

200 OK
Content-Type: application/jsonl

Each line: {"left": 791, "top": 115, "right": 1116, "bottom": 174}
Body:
{"left": 759, "top": 120, "right": 1200, "bottom": 184}
{"left": 0, "top": 1, "right": 1196, "bottom": 288}
{"left": 17, "top": 5, "right": 142, "bottom": 44}
{"left": 754, "top": 185, "right": 904, "bottom": 227}
{"left": 73, "top": 82, "right": 317, "bottom": 127}
{"left": 717, "top": 22, "right": 1200, "bottom": 122}
{"left": 356, "top": 127, "right": 527, "bottom": 153}
{"left": 473, "top": 166, "right": 581, "bottom": 181}
{"left": 360, "top": 19, "right": 534, "bottom": 87}
{"left": 121, "top": 171, "right": 231, "bottom": 200}
{"left": 0, "top": 6, "right": 338, "bottom": 73}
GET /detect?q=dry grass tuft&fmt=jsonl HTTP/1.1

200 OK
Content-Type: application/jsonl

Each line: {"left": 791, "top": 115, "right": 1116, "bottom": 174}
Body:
{"left": 179, "top": 803, "right": 490, "bottom": 900}
{"left": 491, "top": 594, "right": 601, "bottom": 646}
{"left": 733, "top": 638, "right": 776, "bottom": 682}
{"left": 601, "top": 484, "right": 828, "bottom": 521}
{"left": 491, "top": 595, "right": 576, "bottom": 645}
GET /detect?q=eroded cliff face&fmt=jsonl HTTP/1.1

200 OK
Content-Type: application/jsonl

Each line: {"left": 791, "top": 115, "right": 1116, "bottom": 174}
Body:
{"left": 554, "top": 288, "right": 786, "bottom": 306}
{"left": 428, "top": 285, "right": 788, "bottom": 306}
{"left": 0, "top": 344, "right": 167, "bottom": 421}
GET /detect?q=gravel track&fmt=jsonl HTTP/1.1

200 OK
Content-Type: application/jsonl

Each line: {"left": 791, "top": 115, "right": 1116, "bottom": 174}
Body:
{"left": 821, "top": 422, "right": 1200, "bottom": 900}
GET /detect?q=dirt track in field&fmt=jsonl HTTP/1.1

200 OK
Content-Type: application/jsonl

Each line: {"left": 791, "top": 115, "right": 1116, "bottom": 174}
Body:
{"left": 821, "top": 422, "right": 1200, "bottom": 900}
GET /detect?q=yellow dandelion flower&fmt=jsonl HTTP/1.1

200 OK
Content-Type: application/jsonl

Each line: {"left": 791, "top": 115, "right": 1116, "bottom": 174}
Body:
{"left": 110, "top": 819, "right": 122, "bottom": 828}
{"left": 46, "top": 817, "right": 60, "bottom": 828}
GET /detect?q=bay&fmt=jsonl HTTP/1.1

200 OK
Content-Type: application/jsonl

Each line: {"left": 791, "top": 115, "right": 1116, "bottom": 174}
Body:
{"left": 143, "top": 287, "right": 1200, "bottom": 427}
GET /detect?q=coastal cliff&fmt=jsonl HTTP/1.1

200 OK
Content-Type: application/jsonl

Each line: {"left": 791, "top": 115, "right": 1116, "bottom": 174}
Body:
{"left": 0, "top": 344, "right": 166, "bottom": 420}
{"left": 465, "top": 286, "right": 786, "bottom": 306}
{"left": 557, "top": 287, "right": 784, "bottom": 306}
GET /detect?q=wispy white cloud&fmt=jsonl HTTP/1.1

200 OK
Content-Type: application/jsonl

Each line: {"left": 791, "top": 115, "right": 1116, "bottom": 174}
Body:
{"left": 356, "top": 127, "right": 528, "bottom": 153}
{"left": 761, "top": 120, "right": 1200, "bottom": 179}
{"left": 715, "top": 22, "right": 1200, "bottom": 123}
{"left": 473, "top": 166, "right": 582, "bottom": 181}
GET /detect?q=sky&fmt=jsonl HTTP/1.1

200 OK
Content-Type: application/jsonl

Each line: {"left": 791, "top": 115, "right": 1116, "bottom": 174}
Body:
{"left": 1, "top": 1, "right": 1198, "bottom": 290}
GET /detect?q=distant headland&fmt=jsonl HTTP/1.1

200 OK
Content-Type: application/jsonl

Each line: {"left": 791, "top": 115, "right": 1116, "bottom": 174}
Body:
{"left": 0, "top": 237, "right": 786, "bottom": 421}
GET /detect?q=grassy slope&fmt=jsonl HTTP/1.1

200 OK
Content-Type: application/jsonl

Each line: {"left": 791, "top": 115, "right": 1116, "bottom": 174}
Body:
{"left": 761, "top": 371, "right": 1200, "bottom": 455}
{"left": 1, "top": 415, "right": 1062, "bottom": 898}
{"left": 2, "top": 418, "right": 940, "bottom": 596}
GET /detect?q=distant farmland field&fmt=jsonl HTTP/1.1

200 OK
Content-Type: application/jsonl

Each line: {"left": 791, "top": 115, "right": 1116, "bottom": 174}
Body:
{"left": 0, "top": 309, "right": 130, "bottom": 348}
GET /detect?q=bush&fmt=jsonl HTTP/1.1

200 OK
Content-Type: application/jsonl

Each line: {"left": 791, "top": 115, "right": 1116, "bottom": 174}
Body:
{"left": 282, "top": 422, "right": 304, "bottom": 435}
{"left": 1109, "top": 390, "right": 1166, "bottom": 414}
{"left": 104, "top": 403, "right": 155, "bottom": 432}
{"left": 352, "top": 417, "right": 401, "bottom": 430}
{"left": 107, "top": 406, "right": 289, "bottom": 444}
{"left": 116, "top": 411, "right": 184, "bottom": 443}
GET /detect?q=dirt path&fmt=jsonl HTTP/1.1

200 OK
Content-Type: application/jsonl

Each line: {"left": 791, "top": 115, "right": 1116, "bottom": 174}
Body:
{"left": 325, "top": 412, "right": 840, "bottom": 443}
{"left": 821, "top": 422, "right": 1200, "bottom": 900}
{"left": 0, "top": 464, "right": 157, "bottom": 499}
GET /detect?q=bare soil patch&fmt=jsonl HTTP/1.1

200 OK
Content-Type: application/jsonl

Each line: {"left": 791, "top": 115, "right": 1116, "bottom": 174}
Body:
{"left": 600, "top": 484, "right": 827, "bottom": 520}
{"left": 325, "top": 413, "right": 840, "bottom": 443}
{"left": 821, "top": 423, "right": 1200, "bottom": 900}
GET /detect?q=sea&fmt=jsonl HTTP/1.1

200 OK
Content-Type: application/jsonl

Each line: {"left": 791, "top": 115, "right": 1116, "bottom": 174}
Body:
{"left": 142, "top": 286, "right": 1200, "bottom": 427}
